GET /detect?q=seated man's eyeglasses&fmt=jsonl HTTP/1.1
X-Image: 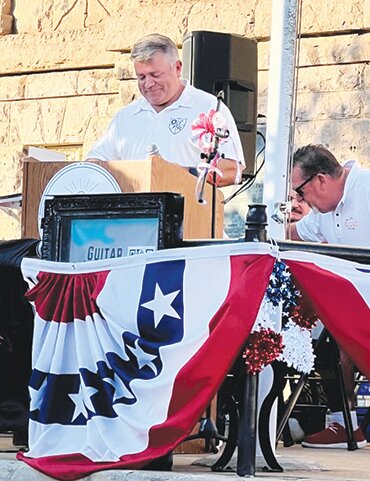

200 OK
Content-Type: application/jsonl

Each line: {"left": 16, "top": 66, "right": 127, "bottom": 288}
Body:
{"left": 294, "top": 172, "right": 318, "bottom": 200}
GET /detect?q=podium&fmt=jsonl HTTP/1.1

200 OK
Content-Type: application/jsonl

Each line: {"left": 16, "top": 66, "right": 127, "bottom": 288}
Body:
{"left": 21, "top": 157, "right": 224, "bottom": 240}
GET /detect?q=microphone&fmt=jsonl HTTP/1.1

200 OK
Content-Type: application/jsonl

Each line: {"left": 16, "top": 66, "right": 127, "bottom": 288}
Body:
{"left": 146, "top": 144, "right": 160, "bottom": 156}
{"left": 271, "top": 201, "right": 292, "bottom": 224}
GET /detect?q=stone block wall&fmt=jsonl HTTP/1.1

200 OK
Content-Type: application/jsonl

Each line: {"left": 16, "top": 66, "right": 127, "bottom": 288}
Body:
{"left": 0, "top": 0, "right": 369, "bottom": 238}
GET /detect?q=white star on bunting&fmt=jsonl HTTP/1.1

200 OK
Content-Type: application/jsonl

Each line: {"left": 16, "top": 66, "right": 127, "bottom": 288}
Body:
{"left": 103, "top": 374, "right": 135, "bottom": 402}
{"left": 127, "top": 339, "right": 158, "bottom": 374}
{"left": 29, "top": 377, "right": 48, "bottom": 412}
{"left": 69, "top": 384, "right": 88, "bottom": 422}
{"left": 82, "top": 384, "right": 98, "bottom": 413}
{"left": 141, "top": 283, "right": 180, "bottom": 328}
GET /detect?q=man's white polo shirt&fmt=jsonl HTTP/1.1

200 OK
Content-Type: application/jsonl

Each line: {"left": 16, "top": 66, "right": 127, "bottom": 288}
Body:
{"left": 87, "top": 81, "right": 245, "bottom": 168}
{"left": 296, "top": 161, "right": 370, "bottom": 246}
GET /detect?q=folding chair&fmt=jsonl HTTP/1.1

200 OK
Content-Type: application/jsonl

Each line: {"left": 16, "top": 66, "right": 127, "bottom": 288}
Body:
{"left": 277, "top": 327, "right": 361, "bottom": 451}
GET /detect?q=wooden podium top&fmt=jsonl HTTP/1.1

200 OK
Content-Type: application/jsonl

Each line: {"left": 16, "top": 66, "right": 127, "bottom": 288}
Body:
{"left": 21, "top": 157, "right": 224, "bottom": 240}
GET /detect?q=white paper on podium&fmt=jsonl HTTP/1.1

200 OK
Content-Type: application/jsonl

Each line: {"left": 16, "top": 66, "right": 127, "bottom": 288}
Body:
{"left": 27, "top": 146, "right": 66, "bottom": 161}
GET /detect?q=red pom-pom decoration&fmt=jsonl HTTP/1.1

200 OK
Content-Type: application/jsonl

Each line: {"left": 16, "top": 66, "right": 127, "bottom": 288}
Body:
{"left": 290, "top": 304, "right": 318, "bottom": 330}
{"left": 243, "top": 328, "right": 284, "bottom": 375}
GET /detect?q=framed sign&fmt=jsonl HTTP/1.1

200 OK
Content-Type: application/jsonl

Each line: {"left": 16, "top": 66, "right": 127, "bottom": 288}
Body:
{"left": 40, "top": 193, "right": 184, "bottom": 262}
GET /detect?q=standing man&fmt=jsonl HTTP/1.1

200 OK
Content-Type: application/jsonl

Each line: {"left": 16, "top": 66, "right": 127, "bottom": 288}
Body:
{"left": 87, "top": 34, "right": 245, "bottom": 187}
{"left": 289, "top": 144, "right": 370, "bottom": 449}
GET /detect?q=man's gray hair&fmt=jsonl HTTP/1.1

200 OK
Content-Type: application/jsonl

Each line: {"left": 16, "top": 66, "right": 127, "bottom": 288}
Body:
{"left": 293, "top": 144, "right": 343, "bottom": 179}
{"left": 131, "top": 34, "right": 179, "bottom": 63}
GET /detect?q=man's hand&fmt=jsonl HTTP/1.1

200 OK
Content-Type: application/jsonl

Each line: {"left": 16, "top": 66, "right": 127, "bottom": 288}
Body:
{"left": 207, "top": 158, "right": 242, "bottom": 187}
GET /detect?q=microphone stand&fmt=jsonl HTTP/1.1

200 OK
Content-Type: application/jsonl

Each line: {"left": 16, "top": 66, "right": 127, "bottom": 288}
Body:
{"left": 211, "top": 170, "right": 217, "bottom": 239}
{"left": 197, "top": 91, "right": 229, "bottom": 238}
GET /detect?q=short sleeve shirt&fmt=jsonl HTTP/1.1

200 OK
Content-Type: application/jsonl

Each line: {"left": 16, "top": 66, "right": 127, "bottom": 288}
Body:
{"left": 87, "top": 81, "right": 245, "bottom": 168}
{"left": 296, "top": 161, "right": 370, "bottom": 247}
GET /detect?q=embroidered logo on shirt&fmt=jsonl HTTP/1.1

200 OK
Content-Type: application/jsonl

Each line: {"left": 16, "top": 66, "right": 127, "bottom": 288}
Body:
{"left": 344, "top": 217, "right": 358, "bottom": 230}
{"left": 169, "top": 118, "right": 187, "bottom": 134}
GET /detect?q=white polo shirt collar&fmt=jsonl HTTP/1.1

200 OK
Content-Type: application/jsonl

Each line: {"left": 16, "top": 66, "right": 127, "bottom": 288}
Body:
{"left": 133, "top": 80, "right": 194, "bottom": 114}
{"left": 338, "top": 160, "right": 358, "bottom": 205}
{"left": 333, "top": 160, "right": 358, "bottom": 239}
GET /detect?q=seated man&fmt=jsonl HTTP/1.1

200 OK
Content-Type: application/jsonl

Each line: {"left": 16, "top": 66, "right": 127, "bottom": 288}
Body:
{"left": 290, "top": 144, "right": 368, "bottom": 449}
{"left": 287, "top": 191, "right": 311, "bottom": 224}
{"left": 87, "top": 33, "right": 245, "bottom": 187}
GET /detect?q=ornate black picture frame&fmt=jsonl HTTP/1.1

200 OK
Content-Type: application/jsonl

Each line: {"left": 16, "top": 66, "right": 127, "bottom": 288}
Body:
{"left": 40, "top": 193, "right": 184, "bottom": 262}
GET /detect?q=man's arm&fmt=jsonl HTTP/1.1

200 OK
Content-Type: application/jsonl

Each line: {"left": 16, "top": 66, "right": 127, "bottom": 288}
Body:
{"left": 286, "top": 221, "right": 303, "bottom": 241}
{"left": 207, "top": 158, "right": 241, "bottom": 187}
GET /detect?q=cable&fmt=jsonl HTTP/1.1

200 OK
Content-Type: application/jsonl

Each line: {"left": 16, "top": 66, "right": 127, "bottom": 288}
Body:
{"left": 223, "top": 130, "right": 266, "bottom": 204}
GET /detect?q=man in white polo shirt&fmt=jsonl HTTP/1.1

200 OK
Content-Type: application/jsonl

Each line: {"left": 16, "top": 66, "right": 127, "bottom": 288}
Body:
{"left": 289, "top": 144, "right": 370, "bottom": 246}
{"left": 289, "top": 144, "right": 370, "bottom": 449}
{"left": 87, "top": 33, "right": 245, "bottom": 187}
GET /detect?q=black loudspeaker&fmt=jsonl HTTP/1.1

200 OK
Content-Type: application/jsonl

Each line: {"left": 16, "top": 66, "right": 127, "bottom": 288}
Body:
{"left": 182, "top": 31, "right": 258, "bottom": 178}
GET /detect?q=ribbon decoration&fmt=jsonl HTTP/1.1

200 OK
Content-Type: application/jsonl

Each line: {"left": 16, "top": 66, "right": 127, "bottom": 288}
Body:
{"left": 195, "top": 153, "right": 223, "bottom": 204}
{"left": 192, "top": 109, "right": 227, "bottom": 154}
{"left": 191, "top": 107, "right": 229, "bottom": 203}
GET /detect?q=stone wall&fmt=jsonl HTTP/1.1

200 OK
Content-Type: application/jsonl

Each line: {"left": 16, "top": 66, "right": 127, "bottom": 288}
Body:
{"left": 0, "top": 0, "right": 369, "bottom": 239}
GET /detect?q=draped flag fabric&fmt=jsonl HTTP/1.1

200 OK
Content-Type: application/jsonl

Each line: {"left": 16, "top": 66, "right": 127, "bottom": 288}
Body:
{"left": 17, "top": 243, "right": 370, "bottom": 480}
{"left": 18, "top": 243, "right": 275, "bottom": 480}
{"left": 282, "top": 250, "right": 370, "bottom": 381}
